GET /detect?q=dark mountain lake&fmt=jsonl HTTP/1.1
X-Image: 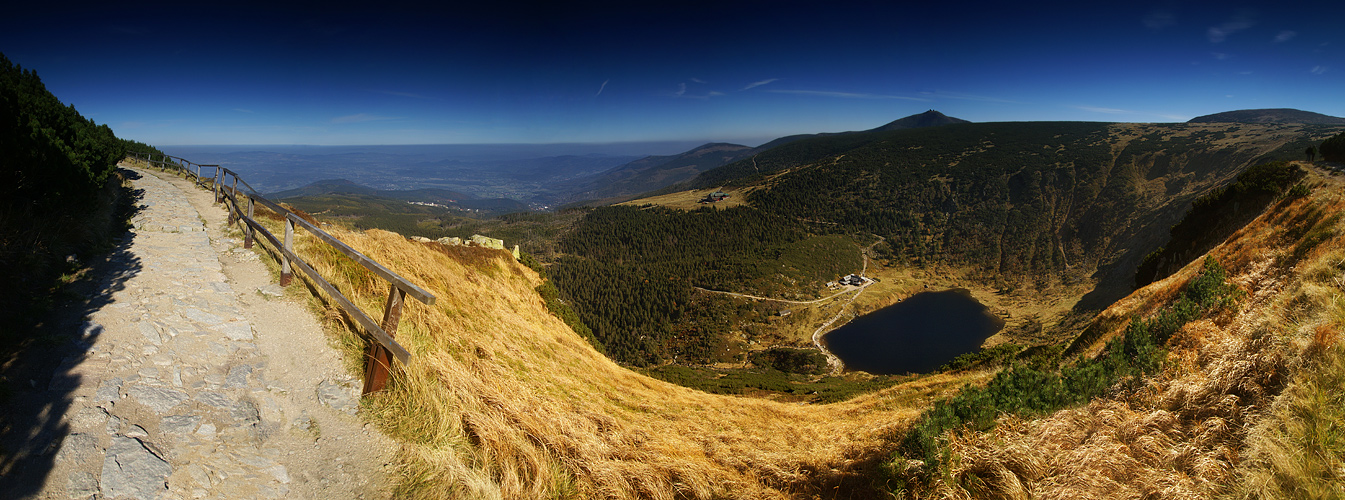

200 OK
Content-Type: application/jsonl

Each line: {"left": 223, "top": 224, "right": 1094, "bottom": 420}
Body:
{"left": 822, "top": 289, "right": 1005, "bottom": 375}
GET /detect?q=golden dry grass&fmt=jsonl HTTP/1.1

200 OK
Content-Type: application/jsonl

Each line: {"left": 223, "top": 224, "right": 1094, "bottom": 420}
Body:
{"left": 232, "top": 166, "right": 1345, "bottom": 499}
{"left": 932, "top": 169, "right": 1345, "bottom": 499}
{"left": 241, "top": 208, "right": 995, "bottom": 498}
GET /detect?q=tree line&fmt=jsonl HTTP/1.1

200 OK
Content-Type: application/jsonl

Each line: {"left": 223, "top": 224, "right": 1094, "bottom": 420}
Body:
{"left": 0, "top": 52, "right": 153, "bottom": 342}
{"left": 551, "top": 205, "right": 858, "bottom": 366}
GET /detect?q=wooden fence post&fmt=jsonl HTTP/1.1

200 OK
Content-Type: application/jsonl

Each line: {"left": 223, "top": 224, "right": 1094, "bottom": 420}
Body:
{"left": 214, "top": 170, "right": 222, "bottom": 204}
{"left": 244, "top": 197, "right": 255, "bottom": 249}
{"left": 363, "top": 285, "right": 406, "bottom": 394}
{"left": 280, "top": 216, "right": 294, "bottom": 286}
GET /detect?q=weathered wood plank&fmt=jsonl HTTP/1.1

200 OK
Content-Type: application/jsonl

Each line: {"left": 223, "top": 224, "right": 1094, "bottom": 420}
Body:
{"left": 284, "top": 213, "right": 436, "bottom": 305}
{"left": 239, "top": 215, "right": 412, "bottom": 364}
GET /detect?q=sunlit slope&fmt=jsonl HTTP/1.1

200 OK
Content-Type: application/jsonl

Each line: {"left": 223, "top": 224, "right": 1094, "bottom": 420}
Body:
{"left": 917, "top": 166, "right": 1345, "bottom": 498}
{"left": 272, "top": 221, "right": 985, "bottom": 498}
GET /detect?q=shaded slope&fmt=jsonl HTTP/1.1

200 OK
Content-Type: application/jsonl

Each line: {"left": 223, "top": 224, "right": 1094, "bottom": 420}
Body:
{"left": 1187, "top": 108, "right": 1345, "bottom": 124}
{"left": 698, "top": 122, "right": 1342, "bottom": 309}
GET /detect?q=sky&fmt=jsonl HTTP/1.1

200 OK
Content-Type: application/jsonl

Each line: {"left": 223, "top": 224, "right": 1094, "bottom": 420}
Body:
{"left": 3, "top": 1, "right": 1343, "bottom": 147}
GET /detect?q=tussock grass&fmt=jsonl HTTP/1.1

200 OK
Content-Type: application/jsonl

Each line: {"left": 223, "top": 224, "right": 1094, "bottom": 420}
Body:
{"left": 243, "top": 206, "right": 982, "bottom": 498}
{"left": 892, "top": 169, "right": 1345, "bottom": 498}
{"left": 233, "top": 167, "right": 1345, "bottom": 498}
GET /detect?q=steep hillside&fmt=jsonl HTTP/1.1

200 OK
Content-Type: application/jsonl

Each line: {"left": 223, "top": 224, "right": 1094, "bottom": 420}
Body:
{"left": 889, "top": 165, "right": 1345, "bottom": 498}
{"left": 1188, "top": 108, "right": 1345, "bottom": 124}
{"left": 249, "top": 164, "right": 1345, "bottom": 499}
{"left": 250, "top": 212, "right": 986, "bottom": 498}
{"left": 749, "top": 110, "right": 971, "bottom": 153}
{"left": 563, "top": 143, "right": 755, "bottom": 202}
{"left": 699, "top": 122, "right": 1339, "bottom": 299}
{"left": 561, "top": 122, "right": 1343, "bottom": 372}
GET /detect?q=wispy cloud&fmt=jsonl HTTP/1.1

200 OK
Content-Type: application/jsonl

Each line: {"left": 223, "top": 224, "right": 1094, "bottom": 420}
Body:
{"left": 674, "top": 83, "right": 686, "bottom": 97}
{"left": 1212, "top": 52, "right": 1230, "bottom": 60}
{"left": 1274, "top": 30, "right": 1297, "bottom": 43}
{"left": 372, "top": 90, "right": 432, "bottom": 99}
{"left": 767, "top": 89, "right": 928, "bottom": 101}
{"left": 1143, "top": 10, "right": 1175, "bottom": 29}
{"left": 1207, "top": 11, "right": 1256, "bottom": 43}
{"left": 708, "top": 91, "right": 725, "bottom": 97}
{"left": 690, "top": 77, "right": 706, "bottom": 84}
{"left": 1074, "top": 106, "right": 1133, "bottom": 114}
{"left": 743, "top": 78, "right": 779, "bottom": 90}
{"left": 1311, "top": 65, "right": 1328, "bottom": 75}
{"left": 595, "top": 79, "right": 609, "bottom": 97}
{"left": 919, "top": 90, "right": 1019, "bottom": 103}
{"left": 233, "top": 108, "right": 254, "bottom": 113}
{"left": 331, "top": 113, "right": 399, "bottom": 124}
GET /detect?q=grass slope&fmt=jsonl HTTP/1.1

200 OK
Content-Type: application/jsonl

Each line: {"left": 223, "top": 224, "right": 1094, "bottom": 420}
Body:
{"left": 229, "top": 163, "right": 1345, "bottom": 498}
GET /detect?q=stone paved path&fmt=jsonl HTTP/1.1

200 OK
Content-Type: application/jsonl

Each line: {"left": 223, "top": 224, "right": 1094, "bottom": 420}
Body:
{"left": 32, "top": 166, "right": 393, "bottom": 499}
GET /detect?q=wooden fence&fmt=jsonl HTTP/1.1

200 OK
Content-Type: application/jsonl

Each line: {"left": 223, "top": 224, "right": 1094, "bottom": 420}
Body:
{"left": 126, "top": 152, "right": 436, "bottom": 394}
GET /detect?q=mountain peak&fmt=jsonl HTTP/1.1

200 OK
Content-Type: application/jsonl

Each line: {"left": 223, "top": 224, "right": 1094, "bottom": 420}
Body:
{"left": 1186, "top": 108, "right": 1345, "bottom": 124}
{"left": 870, "top": 110, "right": 970, "bottom": 132}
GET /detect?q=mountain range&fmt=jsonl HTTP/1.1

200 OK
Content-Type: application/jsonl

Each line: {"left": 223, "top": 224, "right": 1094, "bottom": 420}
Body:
{"left": 1186, "top": 108, "right": 1345, "bottom": 124}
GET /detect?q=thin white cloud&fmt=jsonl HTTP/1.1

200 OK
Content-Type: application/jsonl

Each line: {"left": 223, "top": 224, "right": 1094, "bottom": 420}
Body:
{"left": 595, "top": 79, "right": 609, "bottom": 97}
{"left": 674, "top": 83, "right": 686, "bottom": 97}
{"left": 707, "top": 91, "right": 725, "bottom": 97}
{"left": 233, "top": 108, "right": 254, "bottom": 113}
{"left": 918, "top": 91, "right": 1019, "bottom": 103}
{"left": 690, "top": 77, "right": 707, "bottom": 84}
{"left": 1311, "top": 65, "right": 1328, "bottom": 75}
{"left": 1212, "top": 52, "right": 1230, "bottom": 60}
{"left": 767, "top": 89, "right": 928, "bottom": 101}
{"left": 1143, "top": 10, "right": 1175, "bottom": 29}
{"left": 1074, "top": 106, "right": 1133, "bottom": 114}
{"left": 1274, "top": 30, "right": 1297, "bottom": 43}
{"left": 1207, "top": 11, "right": 1256, "bottom": 43}
{"left": 331, "top": 113, "right": 399, "bottom": 124}
{"left": 743, "top": 78, "right": 779, "bottom": 90}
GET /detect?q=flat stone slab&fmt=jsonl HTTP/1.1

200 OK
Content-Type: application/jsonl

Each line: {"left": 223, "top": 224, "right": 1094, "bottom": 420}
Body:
{"left": 316, "top": 379, "right": 359, "bottom": 414}
{"left": 128, "top": 385, "right": 189, "bottom": 413}
{"left": 161, "top": 415, "right": 201, "bottom": 435}
{"left": 101, "top": 436, "right": 171, "bottom": 500}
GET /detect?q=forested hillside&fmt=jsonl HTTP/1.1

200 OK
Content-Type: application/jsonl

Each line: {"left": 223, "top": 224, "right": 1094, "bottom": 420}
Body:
{"left": 553, "top": 205, "right": 859, "bottom": 365}
{"left": 732, "top": 122, "right": 1338, "bottom": 293}
{"left": 0, "top": 53, "right": 154, "bottom": 342}
{"left": 552, "top": 121, "right": 1343, "bottom": 370}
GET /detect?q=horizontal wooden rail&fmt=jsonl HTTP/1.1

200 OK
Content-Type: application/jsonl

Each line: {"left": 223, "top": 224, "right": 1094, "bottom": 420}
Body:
{"left": 125, "top": 151, "right": 433, "bottom": 393}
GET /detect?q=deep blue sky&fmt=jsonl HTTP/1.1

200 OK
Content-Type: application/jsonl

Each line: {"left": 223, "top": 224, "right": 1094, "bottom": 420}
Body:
{"left": 4, "top": 1, "right": 1342, "bottom": 146}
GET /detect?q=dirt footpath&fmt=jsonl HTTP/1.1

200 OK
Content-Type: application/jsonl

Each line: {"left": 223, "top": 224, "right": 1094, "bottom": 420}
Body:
{"left": 14, "top": 166, "right": 395, "bottom": 499}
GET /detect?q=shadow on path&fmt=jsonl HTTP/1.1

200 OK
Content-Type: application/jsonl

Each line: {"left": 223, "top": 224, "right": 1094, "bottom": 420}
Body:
{"left": 0, "top": 169, "right": 144, "bottom": 497}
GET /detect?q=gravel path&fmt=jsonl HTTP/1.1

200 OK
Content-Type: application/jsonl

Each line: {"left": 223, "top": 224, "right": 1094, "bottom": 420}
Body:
{"left": 19, "top": 166, "right": 394, "bottom": 499}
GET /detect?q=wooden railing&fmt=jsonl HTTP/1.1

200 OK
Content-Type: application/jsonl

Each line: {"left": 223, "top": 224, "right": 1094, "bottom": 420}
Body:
{"left": 125, "top": 152, "right": 436, "bottom": 394}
